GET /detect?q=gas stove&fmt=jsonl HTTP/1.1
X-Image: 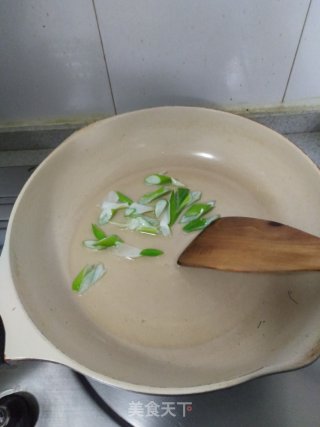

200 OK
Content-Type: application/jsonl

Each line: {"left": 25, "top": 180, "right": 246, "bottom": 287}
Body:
{"left": 1, "top": 160, "right": 320, "bottom": 427}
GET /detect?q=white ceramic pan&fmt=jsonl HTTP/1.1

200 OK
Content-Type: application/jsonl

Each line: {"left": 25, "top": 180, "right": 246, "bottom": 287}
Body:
{"left": 1, "top": 107, "right": 320, "bottom": 395}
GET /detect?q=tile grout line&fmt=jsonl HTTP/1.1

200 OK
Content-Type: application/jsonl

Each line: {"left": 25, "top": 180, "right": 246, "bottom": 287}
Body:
{"left": 92, "top": 0, "right": 117, "bottom": 115}
{"left": 281, "top": 0, "right": 313, "bottom": 103}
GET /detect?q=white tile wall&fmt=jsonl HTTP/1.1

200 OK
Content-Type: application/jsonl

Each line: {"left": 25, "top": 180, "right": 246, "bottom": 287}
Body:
{"left": 0, "top": 0, "right": 317, "bottom": 123}
{"left": 0, "top": 0, "right": 115, "bottom": 122}
{"left": 284, "top": 0, "right": 320, "bottom": 104}
{"left": 95, "top": 0, "right": 310, "bottom": 113}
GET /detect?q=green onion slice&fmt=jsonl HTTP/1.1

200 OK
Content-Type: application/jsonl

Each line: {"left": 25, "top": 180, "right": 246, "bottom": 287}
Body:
{"left": 91, "top": 224, "right": 106, "bottom": 240}
{"left": 169, "top": 188, "right": 191, "bottom": 226}
{"left": 155, "top": 199, "right": 168, "bottom": 218}
{"left": 72, "top": 263, "right": 106, "bottom": 294}
{"left": 186, "top": 191, "right": 202, "bottom": 206}
{"left": 182, "top": 214, "right": 220, "bottom": 233}
{"left": 83, "top": 234, "right": 123, "bottom": 250}
{"left": 113, "top": 243, "right": 164, "bottom": 259}
{"left": 180, "top": 201, "right": 215, "bottom": 224}
{"left": 103, "top": 190, "right": 133, "bottom": 205}
{"left": 99, "top": 191, "right": 131, "bottom": 224}
{"left": 127, "top": 216, "right": 159, "bottom": 235}
{"left": 144, "top": 174, "right": 185, "bottom": 187}
{"left": 115, "top": 191, "right": 133, "bottom": 205}
{"left": 140, "top": 248, "right": 164, "bottom": 257}
{"left": 144, "top": 174, "right": 173, "bottom": 185}
{"left": 125, "top": 202, "right": 153, "bottom": 217}
{"left": 138, "top": 187, "right": 170, "bottom": 205}
{"left": 159, "top": 205, "right": 171, "bottom": 236}
{"left": 99, "top": 202, "right": 128, "bottom": 225}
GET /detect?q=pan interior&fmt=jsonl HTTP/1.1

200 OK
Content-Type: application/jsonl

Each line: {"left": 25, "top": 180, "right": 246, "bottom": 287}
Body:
{"left": 8, "top": 107, "right": 320, "bottom": 390}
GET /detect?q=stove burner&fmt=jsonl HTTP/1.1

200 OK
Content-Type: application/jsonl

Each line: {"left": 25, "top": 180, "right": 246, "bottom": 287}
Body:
{"left": 0, "top": 393, "right": 39, "bottom": 427}
{"left": 0, "top": 405, "right": 9, "bottom": 427}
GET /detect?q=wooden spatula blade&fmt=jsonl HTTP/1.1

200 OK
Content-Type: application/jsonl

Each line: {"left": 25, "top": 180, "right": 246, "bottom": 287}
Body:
{"left": 178, "top": 217, "right": 320, "bottom": 272}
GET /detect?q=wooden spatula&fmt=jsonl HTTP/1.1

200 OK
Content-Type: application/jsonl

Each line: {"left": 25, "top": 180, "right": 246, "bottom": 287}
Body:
{"left": 178, "top": 217, "right": 320, "bottom": 272}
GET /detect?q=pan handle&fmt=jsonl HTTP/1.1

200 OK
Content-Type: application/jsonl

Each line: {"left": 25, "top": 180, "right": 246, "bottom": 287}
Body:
{"left": 0, "top": 315, "right": 5, "bottom": 365}
{"left": 0, "top": 243, "right": 71, "bottom": 366}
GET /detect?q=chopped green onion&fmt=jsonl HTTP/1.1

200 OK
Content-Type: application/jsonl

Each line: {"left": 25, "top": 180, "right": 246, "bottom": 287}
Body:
{"left": 112, "top": 243, "right": 142, "bottom": 259}
{"left": 116, "top": 191, "right": 133, "bottom": 205}
{"left": 180, "top": 201, "right": 215, "bottom": 224}
{"left": 72, "top": 263, "right": 106, "bottom": 294}
{"left": 187, "top": 191, "right": 202, "bottom": 206}
{"left": 83, "top": 234, "right": 123, "bottom": 250}
{"left": 109, "top": 221, "right": 128, "bottom": 228}
{"left": 99, "top": 202, "right": 128, "bottom": 225}
{"left": 159, "top": 205, "right": 171, "bottom": 236}
{"left": 103, "top": 191, "right": 119, "bottom": 203}
{"left": 138, "top": 187, "right": 170, "bottom": 205}
{"left": 125, "top": 202, "right": 153, "bottom": 217}
{"left": 140, "top": 216, "right": 159, "bottom": 226}
{"left": 182, "top": 214, "right": 220, "bottom": 233}
{"left": 144, "top": 174, "right": 185, "bottom": 187}
{"left": 83, "top": 240, "right": 101, "bottom": 249}
{"left": 144, "top": 174, "right": 172, "bottom": 185}
{"left": 127, "top": 216, "right": 159, "bottom": 235}
{"left": 169, "top": 188, "right": 191, "bottom": 226}
{"left": 103, "top": 190, "right": 132, "bottom": 204}
{"left": 113, "top": 243, "right": 164, "bottom": 259}
{"left": 91, "top": 224, "right": 106, "bottom": 240}
{"left": 77, "top": 174, "right": 220, "bottom": 293}
{"left": 155, "top": 199, "right": 168, "bottom": 218}
{"left": 171, "top": 177, "right": 185, "bottom": 187}
{"left": 97, "top": 235, "right": 124, "bottom": 247}
{"left": 137, "top": 226, "right": 159, "bottom": 235}
{"left": 101, "top": 200, "right": 128, "bottom": 210}
{"left": 140, "top": 248, "right": 164, "bottom": 257}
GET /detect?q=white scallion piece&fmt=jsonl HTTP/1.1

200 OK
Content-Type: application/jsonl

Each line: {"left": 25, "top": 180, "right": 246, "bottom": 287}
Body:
{"left": 102, "top": 190, "right": 133, "bottom": 205}
{"left": 125, "top": 202, "right": 154, "bottom": 217}
{"left": 103, "top": 190, "right": 118, "bottom": 203}
{"left": 72, "top": 263, "right": 106, "bottom": 294}
{"left": 171, "top": 177, "right": 185, "bottom": 187}
{"left": 113, "top": 243, "right": 163, "bottom": 259}
{"left": 127, "top": 216, "right": 159, "bottom": 235}
{"left": 155, "top": 199, "right": 168, "bottom": 218}
{"left": 187, "top": 191, "right": 202, "bottom": 206}
{"left": 144, "top": 174, "right": 185, "bottom": 187}
{"left": 99, "top": 201, "right": 129, "bottom": 225}
{"left": 83, "top": 234, "right": 123, "bottom": 250}
{"left": 83, "top": 240, "right": 99, "bottom": 249}
{"left": 160, "top": 205, "right": 171, "bottom": 236}
{"left": 144, "top": 174, "right": 172, "bottom": 185}
{"left": 112, "top": 243, "right": 142, "bottom": 259}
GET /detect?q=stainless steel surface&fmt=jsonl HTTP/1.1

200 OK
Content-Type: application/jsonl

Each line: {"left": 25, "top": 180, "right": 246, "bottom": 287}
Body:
{"left": 0, "top": 362, "right": 119, "bottom": 427}
{"left": 0, "top": 353, "right": 320, "bottom": 426}
{"left": 1, "top": 127, "right": 320, "bottom": 426}
{"left": 0, "top": 167, "right": 35, "bottom": 197}
{"left": 88, "top": 361, "right": 320, "bottom": 427}
{"left": 0, "top": 166, "right": 35, "bottom": 252}
{"left": 0, "top": 0, "right": 115, "bottom": 122}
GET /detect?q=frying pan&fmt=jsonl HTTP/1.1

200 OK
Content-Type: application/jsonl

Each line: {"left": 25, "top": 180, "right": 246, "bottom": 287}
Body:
{"left": 1, "top": 106, "right": 320, "bottom": 395}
